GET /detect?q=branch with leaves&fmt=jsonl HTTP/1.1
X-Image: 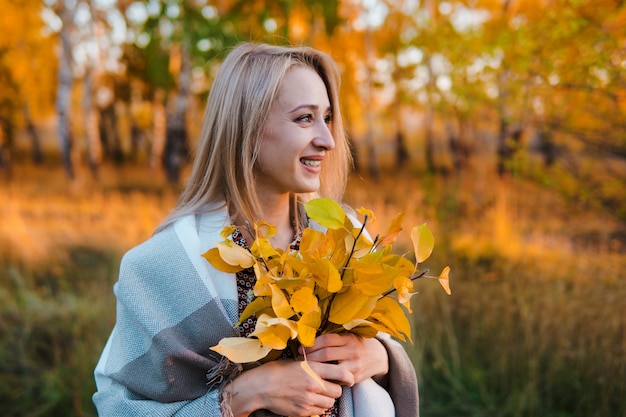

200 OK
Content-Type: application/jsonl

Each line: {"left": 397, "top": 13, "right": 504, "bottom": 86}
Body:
{"left": 203, "top": 198, "right": 451, "bottom": 366}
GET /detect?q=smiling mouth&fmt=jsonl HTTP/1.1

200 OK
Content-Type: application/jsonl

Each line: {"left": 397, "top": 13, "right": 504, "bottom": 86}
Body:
{"left": 300, "top": 158, "right": 321, "bottom": 167}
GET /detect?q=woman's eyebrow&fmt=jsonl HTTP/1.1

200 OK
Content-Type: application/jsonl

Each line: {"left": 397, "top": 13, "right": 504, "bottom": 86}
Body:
{"left": 288, "top": 104, "right": 332, "bottom": 114}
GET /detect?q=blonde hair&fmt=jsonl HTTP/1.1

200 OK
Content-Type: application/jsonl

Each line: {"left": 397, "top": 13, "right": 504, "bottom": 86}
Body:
{"left": 156, "top": 42, "right": 352, "bottom": 232}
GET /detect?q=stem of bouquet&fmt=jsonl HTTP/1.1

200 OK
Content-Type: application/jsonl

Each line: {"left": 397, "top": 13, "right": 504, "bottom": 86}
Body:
{"left": 318, "top": 216, "right": 369, "bottom": 335}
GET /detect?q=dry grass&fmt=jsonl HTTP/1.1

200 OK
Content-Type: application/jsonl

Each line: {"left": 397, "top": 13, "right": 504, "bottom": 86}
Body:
{"left": 1, "top": 160, "right": 625, "bottom": 416}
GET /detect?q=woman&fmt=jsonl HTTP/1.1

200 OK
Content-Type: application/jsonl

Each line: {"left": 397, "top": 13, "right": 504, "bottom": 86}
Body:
{"left": 93, "top": 42, "right": 419, "bottom": 417}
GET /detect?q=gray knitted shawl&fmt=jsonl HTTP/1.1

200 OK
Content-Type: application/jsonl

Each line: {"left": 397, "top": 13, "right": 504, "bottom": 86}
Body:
{"left": 93, "top": 207, "right": 419, "bottom": 416}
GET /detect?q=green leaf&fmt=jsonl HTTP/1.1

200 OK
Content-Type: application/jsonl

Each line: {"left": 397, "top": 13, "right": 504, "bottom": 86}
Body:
{"left": 304, "top": 198, "right": 346, "bottom": 230}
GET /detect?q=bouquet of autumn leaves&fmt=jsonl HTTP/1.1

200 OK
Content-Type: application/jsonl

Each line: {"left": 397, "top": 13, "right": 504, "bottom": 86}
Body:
{"left": 203, "top": 198, "right": 451, "bottom": 369}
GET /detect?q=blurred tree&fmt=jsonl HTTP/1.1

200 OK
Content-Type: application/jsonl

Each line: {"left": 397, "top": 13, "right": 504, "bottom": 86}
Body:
{"left": 0, "top": 0, "right": 56, "bottom": 165}
{"left": 53, "top": 0, "right": 78, "bottom": 178}
{"left": 118, "top": 0, "right": 343, "bottom": 182}
{"left": 375, "top": 0, "right": 418, "bottom": 171}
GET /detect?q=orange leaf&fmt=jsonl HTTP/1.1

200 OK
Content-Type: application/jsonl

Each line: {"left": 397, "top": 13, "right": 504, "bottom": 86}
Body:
{"left": 438, "top": 266, "right": 452, "bottom": 295}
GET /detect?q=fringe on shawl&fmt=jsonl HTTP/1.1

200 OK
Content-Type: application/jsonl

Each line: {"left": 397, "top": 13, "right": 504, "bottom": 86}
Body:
{"left": 206, "top": 355, "right": 243, "bottom": 417}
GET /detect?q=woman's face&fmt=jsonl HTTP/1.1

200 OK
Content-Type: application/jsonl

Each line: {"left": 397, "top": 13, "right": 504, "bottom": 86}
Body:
{"left": 255, "top": 65, "right": 335, "bottom": 197}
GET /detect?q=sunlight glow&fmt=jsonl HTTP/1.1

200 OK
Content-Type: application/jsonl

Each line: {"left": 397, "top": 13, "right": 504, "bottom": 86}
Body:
{"left": 75, "top": 3, "right": 92, "bottom": 26}
{"left": 40, "top": 7, "right": 62, "bottom": 32}
{"left": 397, "top": 46, "right": 423, "bottom": 67}
{"left": 450, "top": 6, "right": 490, "bottom": 32}
{"left": 107, "top": 10, "right": 127, "bottom": 44}
{"left": 197, "top": 38, "right": 212, "bottom": 52}
{"left": 166, "top": 3, "right": 180, "bottom": 19}
{"left": 354, "top": 0, "right": 389, "bottom": 30}
{"left": 438, "top": 2, "right": 453, "bottom": 15}
{"left": 548, "top": 73, "right": 560, "bottom": 86}
{"left": 146, "top": 0, "right": 161, "bottom": 18}
{"left": 159, "top": 18, "right": 174, "bottom": 38}
{"left": 136, "top": 32, "right": 150, "bottom": 48}
{"left": 436, "top": 75, "right": 452, "bottom": 91}
{"left": 202, "top": 5, "right": 218, "bottom": 20}
{"left": 264, "top": 18, "right": 278, "bottom": 33}
{"left": 486, "top": 84, "right": 498, "bottom": 99}
{"left": 126, "top": 2, "right": 148, "bottom": 25}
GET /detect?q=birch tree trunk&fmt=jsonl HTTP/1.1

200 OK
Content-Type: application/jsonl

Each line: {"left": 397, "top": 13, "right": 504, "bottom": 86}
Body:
{"left": 55, "top": 3, "right": 76, "bottom": 179}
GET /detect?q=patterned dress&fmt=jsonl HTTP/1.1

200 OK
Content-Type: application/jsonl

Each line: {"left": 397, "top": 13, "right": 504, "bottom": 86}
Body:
{"left": 232, "top": 228, "right": 339, "bottom": 417}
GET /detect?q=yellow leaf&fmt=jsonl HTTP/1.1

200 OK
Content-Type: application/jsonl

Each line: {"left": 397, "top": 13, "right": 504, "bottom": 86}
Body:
{"left": 300, "top": 360, "right": 327, "bottom": 391}
{"left": 348, "top": 231, "right": 371, "bottom": 259}
{"left": 210, "top": 337, "right": 272, "bottom": 363}
{"left": 382, "top": 253, "right": 415, "bottom": 276}
{"left": 270, "top": 284, "right": 295, "bottom": 319}
{"left": 411, "top": 223, "right": 434, "bottom": 264}
{"left": 438, "top": 266, "right": 452, "bottom": 295}
{"left": 201, "top": 248, "right": 245, "bottom": 273}
{"left": 216, "top": 241, "right": 256, "bottom": 268}
{"left": 369, "top": 297, "right": 412, "bottom": 343}
{"left": 352, "top": 255, "right": 397, "bottom": 296}
{"left": 299, "top": 228, "right": 329, "bottom": 258}
{"left": 219, "top": 225, "right": 237, "bottom": 240}
{"left": 342, "top": 319, "right": 381, "bottom": 338}
{"left": 251, "top": 237, "right": 281, "bottom": 260}
{"left": 253, "top": 264, "right": 274, "bottom": 296}
{"left": 393, "top": 276, "right": 417, "bottom": 313}
{"left": 304, "top": 198, "right": 346, "bottom": 230}
{"left": 283, "top": 255, "right": 308, "bottom": 277}
{"left": 297, "top": 310, "right": 321, "bottom": 347}
{"left": 254, "top": 221, "right": 276, "bottom": 239}
{"left": 349, "top": 293, "right": 377, "bottom": 320}
{"left": 290, "top": 287, "right": 320, "bottom": 313}
{"left": 356, "top": 206, "right": 376, "bottom": 224}
{"left": 311, "top": 259, "right": 343, "bottom": 293}
{"left": 328, "top": 288, "right": 373, "bottom": 325}
{"left": 250, "top": 314, "right": 298, "bottom": 350}
{"left": 238, "top": 296, "right": 271, "bottom": 324}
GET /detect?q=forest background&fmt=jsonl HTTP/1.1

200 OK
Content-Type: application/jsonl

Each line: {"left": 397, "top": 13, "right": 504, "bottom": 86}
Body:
{"left": 1, "top": 0, "right": 625, "bottom": 416}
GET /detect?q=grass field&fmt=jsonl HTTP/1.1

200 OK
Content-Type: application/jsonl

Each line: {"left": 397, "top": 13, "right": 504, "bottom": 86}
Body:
{"left": 1, "top": 158, "right": 625, "bottom": 416}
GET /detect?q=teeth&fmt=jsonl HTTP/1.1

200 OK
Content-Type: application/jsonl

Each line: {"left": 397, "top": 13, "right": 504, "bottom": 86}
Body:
{"left": 301, "top": 159, "right": 321, "bottom": 167}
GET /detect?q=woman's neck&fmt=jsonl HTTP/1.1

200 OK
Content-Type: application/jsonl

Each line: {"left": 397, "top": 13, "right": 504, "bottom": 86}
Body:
{"left": 239, "top": 193, "right": 294, "bottom": 250}
{"left": 262, "top": 195, "right": 294, "bottom": 250}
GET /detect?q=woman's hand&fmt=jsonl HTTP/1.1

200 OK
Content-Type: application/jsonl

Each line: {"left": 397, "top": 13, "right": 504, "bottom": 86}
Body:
{"left": 224, "top": 358, "right": 354, "bottom": 417}
{"left": 302, "top": 333, "right": 389, "bottom": 384}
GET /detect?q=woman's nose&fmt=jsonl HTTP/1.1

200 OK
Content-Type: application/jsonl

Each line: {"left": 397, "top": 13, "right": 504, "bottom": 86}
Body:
{"left": 313, "top": 121, "right": 336, "bottom": 150}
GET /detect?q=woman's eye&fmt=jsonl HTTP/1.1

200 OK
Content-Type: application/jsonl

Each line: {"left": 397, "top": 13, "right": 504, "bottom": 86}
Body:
{"left": 296, "top": 115, "right": 313, "bottom": 123}
{"left": 324, "top": 114, "right": 332, "bottom": 124}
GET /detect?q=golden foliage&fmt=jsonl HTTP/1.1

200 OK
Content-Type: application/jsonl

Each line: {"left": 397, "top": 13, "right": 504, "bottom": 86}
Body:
{"left": 204, "top": 198, "right": 451, "bottom": 364}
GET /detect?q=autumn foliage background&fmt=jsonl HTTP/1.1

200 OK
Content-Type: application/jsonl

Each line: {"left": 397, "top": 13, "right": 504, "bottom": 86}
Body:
{"left": 1, "top": 0, "right": 625, "bottom": 416}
